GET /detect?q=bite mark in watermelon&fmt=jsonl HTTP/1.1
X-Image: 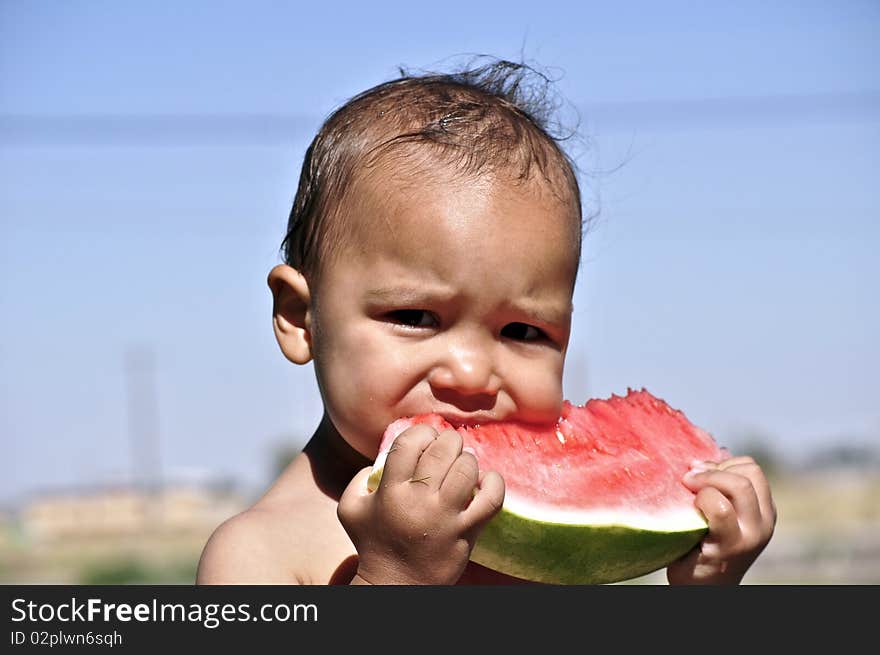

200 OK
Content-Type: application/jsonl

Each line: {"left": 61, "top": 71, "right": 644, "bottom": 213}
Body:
{"left": 367, "top": 388, "right": 724, "bottom": 584}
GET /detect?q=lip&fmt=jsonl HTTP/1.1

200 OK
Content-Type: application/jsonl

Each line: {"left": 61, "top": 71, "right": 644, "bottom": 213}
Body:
{"left": 439, "top": 414, "right": 498, "bottom": 428}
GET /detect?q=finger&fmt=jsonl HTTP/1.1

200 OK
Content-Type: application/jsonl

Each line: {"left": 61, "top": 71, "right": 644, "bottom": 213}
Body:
{"left": 693, "top": 485, "right": 741, "bottom": 550}
{"left": 692, "top": 453, "right": 751, "bottom": 469}
{"left": 684, "top": 468, "right": 761, "bottom": 528}
{"left": 380, "top": 424, "right": 439, "bottom": 487}
{"left": 439, "top": 451, "right": 479, "bottom": 508}
{"left": 461, "top": 470, "right": 505, "bottom": 531}
{"left": 337, "top": 467, "right": 375, "bottom": 526}
{"left": 714, "top": 455, "right": 757, "bottom": 469}
{"left": 411, "top": 428, "right": 463, "bottom": 491}
{"left": 716, "top": 457, "right": 777, "bottom": 533}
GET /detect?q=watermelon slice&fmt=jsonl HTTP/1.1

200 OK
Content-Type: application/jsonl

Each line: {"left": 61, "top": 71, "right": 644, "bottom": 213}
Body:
{"left": 367, "top": 388, "right": 724, "bottom": 584}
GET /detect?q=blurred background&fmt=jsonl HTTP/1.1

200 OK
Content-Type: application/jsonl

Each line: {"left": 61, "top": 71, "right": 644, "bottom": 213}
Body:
{"left": 1, "top": 1, "right": 877, "bottom": 584}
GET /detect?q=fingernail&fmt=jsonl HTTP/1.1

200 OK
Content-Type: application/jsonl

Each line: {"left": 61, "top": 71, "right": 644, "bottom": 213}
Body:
{"left": 463, "top": 446, "right": 477, "bottom": 457}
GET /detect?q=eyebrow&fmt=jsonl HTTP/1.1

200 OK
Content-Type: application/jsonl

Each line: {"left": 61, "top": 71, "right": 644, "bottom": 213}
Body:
{"left": 492, "top": 291, "right": 573, "bottom": 329}
{"left": 364, "top": 286, "right": 456, "bottom": 304}
{"left": 512, "top": 302, "right": 572, "bottom": 327}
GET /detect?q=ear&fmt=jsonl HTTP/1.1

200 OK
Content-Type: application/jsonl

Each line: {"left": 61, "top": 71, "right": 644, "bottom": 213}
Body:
{"left": 267, "top": 264, "right": 313, "bottom": 364}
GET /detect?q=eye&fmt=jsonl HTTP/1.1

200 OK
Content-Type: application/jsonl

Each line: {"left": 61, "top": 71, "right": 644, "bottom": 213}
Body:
{"left": 387, "top": 310, "right": 437, "bottom": 328}
{"left": 501, "top": 322, "right": 546, "bottom": 341}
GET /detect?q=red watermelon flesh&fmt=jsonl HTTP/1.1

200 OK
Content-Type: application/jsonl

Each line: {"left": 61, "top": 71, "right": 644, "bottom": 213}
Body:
{"left": 378, "top": 388, "right": 722, "bottom": 515}
{"left": 370, "top": 388, "right": 725, "bottom": 584}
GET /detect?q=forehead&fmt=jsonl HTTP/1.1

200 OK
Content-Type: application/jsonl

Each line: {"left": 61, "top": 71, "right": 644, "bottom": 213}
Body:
{"left": 333, "top": 164, "right": 580, "bottom": 298}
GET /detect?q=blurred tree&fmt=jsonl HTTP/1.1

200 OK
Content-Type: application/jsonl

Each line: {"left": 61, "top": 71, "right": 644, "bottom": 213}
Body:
{"left": 79, "top": 557, "right": 197, "bottom": 584}
{"left": 806, "top": 443, "right": 880, "bottom": 471}
{"left": 80, "top": 558, "right": 152, "bottom": 584}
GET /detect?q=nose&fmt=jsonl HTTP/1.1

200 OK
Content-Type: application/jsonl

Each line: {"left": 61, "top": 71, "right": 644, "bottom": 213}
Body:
{"left": 427, "top": 337, "right": 502, "bottom": 399}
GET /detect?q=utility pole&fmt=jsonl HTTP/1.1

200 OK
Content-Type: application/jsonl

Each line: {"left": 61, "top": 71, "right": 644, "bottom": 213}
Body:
{"left": 124, "top": 345, "right": 162, "bottom": 527}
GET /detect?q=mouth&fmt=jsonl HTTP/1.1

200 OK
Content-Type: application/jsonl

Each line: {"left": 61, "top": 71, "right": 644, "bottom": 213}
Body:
{"left": 438, "top": 414, "right": 498, "bottom": 428}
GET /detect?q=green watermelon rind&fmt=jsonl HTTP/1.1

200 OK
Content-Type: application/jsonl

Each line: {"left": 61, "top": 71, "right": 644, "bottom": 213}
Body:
{"left": 470, "top": 504, "right": 708, "bottom": 585}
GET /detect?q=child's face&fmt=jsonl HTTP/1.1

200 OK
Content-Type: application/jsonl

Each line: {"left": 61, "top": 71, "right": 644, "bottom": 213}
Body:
{"left": 308, "top": 168, "right": 579, "bottom": 460}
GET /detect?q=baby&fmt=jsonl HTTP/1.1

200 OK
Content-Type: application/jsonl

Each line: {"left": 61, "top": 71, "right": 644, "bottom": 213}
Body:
{"left": 197, "top": 60, "right": 776, "bottom": 585}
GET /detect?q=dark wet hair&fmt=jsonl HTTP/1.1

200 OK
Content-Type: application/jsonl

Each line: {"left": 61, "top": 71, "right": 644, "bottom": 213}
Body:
{"left": 280, "top": 57, "right": 584, "bottom": 281}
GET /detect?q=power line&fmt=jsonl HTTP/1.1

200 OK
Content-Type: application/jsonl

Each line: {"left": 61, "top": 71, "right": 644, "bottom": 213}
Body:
{"left": 0, "top": 92, "right": 876, "bottom": 146}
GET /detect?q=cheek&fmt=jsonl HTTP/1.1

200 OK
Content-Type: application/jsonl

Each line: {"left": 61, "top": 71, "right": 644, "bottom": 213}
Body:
{"left": 312, "top": 328, "right": 422, "bottom": 457}
{"left": 508, "top": 356, "right": 565, "bottom": 422}
{"left": 318, "top": 328, "right": 412, "bottom": 398}
{"left": 314, "top": 357, "right": 387, "bottom": 459}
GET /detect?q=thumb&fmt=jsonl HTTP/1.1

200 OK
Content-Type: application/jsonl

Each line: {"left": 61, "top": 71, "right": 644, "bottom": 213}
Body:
{"left": 344, "top": 466, "right": 375, "bottom": 498}
{"left": 337, "top": 466, "right": 375, "bottom": 524}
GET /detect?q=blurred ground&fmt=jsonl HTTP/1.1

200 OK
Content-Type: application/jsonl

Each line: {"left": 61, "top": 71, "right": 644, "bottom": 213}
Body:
{"left": 1, "top": 467, "right": 877, "bottom": 585}
{"left": 0, "top": 481, "right": 248, "bottom": 584}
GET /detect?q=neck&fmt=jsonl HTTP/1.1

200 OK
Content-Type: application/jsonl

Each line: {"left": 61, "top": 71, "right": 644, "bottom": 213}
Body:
{"left": 303, "top": 413, "right": 372, "bottom": 499}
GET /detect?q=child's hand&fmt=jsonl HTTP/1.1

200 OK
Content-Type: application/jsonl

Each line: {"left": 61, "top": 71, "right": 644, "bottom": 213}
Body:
{"left": 337, "top": 424, "right": 505, "bottom": 585}
{"left": 666, "top": 456, "right": 777, "bottom": 585}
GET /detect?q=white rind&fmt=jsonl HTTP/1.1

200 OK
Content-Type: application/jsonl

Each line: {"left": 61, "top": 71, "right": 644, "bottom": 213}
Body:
{"left": 502, "top": 491, "right": 707, "bottom": 532}
{"left": 368, "top": 455, "right": 706, "bottom": 533}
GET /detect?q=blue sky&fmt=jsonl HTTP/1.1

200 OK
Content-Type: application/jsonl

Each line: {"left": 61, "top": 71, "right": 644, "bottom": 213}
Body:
{"left": 1, "top": 1, "right": 878, "bottom": 502}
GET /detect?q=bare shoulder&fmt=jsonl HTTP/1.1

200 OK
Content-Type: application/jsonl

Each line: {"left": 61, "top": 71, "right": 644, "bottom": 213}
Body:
{"left": 196, "top": 504, "right": 304, "bottom": 585}
{"left": 197, "top": 452, "right": 357, "bottom": 585}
